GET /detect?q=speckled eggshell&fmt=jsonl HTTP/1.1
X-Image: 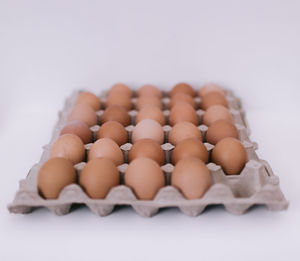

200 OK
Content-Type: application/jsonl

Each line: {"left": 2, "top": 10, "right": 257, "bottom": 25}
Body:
{"left": 168, "top": 121, "right": 202, "bottom": 145}
{"left": 132, "top": 119, "right": 164, "bottom": 144}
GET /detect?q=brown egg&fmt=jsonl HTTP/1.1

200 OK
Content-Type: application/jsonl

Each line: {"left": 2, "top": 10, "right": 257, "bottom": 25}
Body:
{"left": 138, "top": 84, "right": 162, "bottom": 99}
{"left": 132, "top": 119, "right": 164, "bottom": 144}
{"left": 171, "top": 157, "right": 211, "bottom": 199}
{"left": 75, "top": 92, "right": 101, "bottom": 111}
{"left": 198, "top": 83, "right": 225, "bottom": 97}
{"left": 101, "top": 105, "right": 131, "bottom": 126}
{"left": 38, "top": 158, "right": 76, "bottom": 199}
{"left": 88, "top": 138, "right": 124, "bottom": 165}
{"left": 168, "top": 121, "right": 202, "bottom": 145}
{"left": 206, "top": 120, "right": 239, "bottom": 145}
{"left": 136, "top": 105, "right": 166, "bottom": 126}
{"left": 60, "top": 120, "right": 93, "bottom": 144}
{"left": 169, "top": 102, "right": 199, "bottom": 126}
{"left": 79, "top": 158, "right": 120, "bottom": 199}
{"left": 135, "top": 96, "right": 162, "bottom": 110}
{"left": 96, "top": 121, "right": 128, "bottom": 146}
{"left": 68, "top": 104, "right": 98, "bottom": 127}
{"left": 125, "top": 158, "right": 165, "bottom": 200}
{"left": 105, "top": 94, "right": 132, "bottom": 110}
{"left": 168, "top": 93, "right": 196, "bottom": 109}
{"left": 170, "top": 83, "right": 195, "bottom": 97}
{"left": 212, "top": 137, "right": 247, "bottom": 175}
{"left": 129, "top": 139, "right": 165, "bottom": 165}
{"left": 108, "top": 83, "right": 132, "bottom": 97}
{"left": 172, "top": 138, "right": 208, "bottom": 165}
{"left": 50, "top": 134, "right": 85, "bottom": 164}
{"left": 202, "top": 105, "right": 233, "bottom": 126}
{"left": 201, "top": 92, "right": 228, "bottom": 110}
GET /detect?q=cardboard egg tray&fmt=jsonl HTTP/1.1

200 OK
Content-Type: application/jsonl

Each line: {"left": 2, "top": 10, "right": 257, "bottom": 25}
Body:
{"left": 8, "top": 89, "right": 288, "bottom": 217}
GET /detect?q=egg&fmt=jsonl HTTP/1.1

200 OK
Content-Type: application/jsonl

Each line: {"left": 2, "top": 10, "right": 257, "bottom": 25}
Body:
{"left": 60, "top": 120, "right": 93, "bottom": 144}
{"left": 172, "top": 138, "right": 208, "bottom": 164}
{"left": 108, "top": 83, "right": 132, "bottom": 97}
{"left": 105, "top": 94, "right": 132, "bottom": 110}
{"left": 38, "top": 158, "right": 76, "bottom": 199}
{"left": 168, "top": 93, "right": 196, "bottom": 109}
{"left": 200, "top": 92, "right": 228, "bottom": 110}
{"left": 171, "top": 157, "right": 211, "bottom": 199}
{"left": 168, "top": 121, "right": 202, "bottom": 145}
{"left": 68, "top": 104, "right": 98, "bottom": 127}
{"left": 50, "top": 134, "right": 85, "bottom": 164}
{"left": 101, "top": 105, "right": 131, "bottom": 126}
{"left": 170, "top": 83, "right": 195, "bottom": 97}
{"left": 202, "top": 105, "right": 233, "bottom": 126}
{"left": 75, "top": 92, "right": 101, "bottom": 111}
{"left": 132, "top": 119, "right": 164, "bottom": 144}
{"left": 137, "top": 84, "right": 162, "bottom": 99}
{"left": 136, "top": 105, "right": 166, "bottom": 126}
{"left": 198, "top": 83, "right": 225, "bottom": 97}
{"left": 125, "top": 158, "right": 165, "bottom": 200}
{"left": 206, "top": 120, "right": 239, "bottom": 145}
{"left": 88, "top": 138, "right": 124, "bottom": 165}
{"left": 135, "top": 96, "right": 162, "bottom": 110}
{"left": 79, "top": 158, "right": 120, "bottom": 199}
{"left": 129, "top": 139, "right": 165, "bottom": 165}
{"left": 96, "top": 121, "right": 128, "bottom": 146}
{"left": 212, "top": 137, "right": 247, "bottom": 175}
{"left": 169, "top": 102, "right": 199, "bottom": 126}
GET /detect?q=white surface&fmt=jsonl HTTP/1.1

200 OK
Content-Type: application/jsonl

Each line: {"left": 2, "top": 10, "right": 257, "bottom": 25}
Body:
{"left": 1, "top": 0, "right": 300, "bottom": 260}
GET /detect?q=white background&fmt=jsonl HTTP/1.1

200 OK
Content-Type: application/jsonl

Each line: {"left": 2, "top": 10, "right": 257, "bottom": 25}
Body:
{"left": 1, "top": 0, "right": 300, "bottom": 260}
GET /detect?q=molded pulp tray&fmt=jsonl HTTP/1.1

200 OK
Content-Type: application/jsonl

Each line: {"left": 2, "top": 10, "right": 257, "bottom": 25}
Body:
{"left": 8, "top": 89, "right": 289, "bottom": 217}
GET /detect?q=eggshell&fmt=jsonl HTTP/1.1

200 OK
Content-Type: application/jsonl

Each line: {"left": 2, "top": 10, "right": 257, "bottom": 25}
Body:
{"left": 198, "top": 83, "right": 225, "bottom": 97}
{"left": 88, "top": 138, "right": 124, "bottom": 165}
{"left": 172, "top": 138, "right": 209, "bottom": 164}
{"left": 75, "top": 92, "right": 101, "bottom": 111}
{"left": 138, "top": 84, "right": 162, "bottom": 98}
{"left": 206, "top": 120, "right": 239, "bottom": 145}
{"left": 50, "top": 134, "right": 85, "bottom": 164}
{"left": 168, "top": 121, "right": 202, "bottom": 145}
{"left": 79, "top": 158, "right": 120, "bottom": 199}
{"left": 96, "top": 121, "right": 128, "bottom": 146}
{"left": 129, "top": 139, "right": 165, "bottom": 165}
{"left": 68, "top": 104, "right": 98, "bottom": 127}
{"left": 125, "top": 158, "right": 165, "bottom": 200}
{"left": 136, "top": 105, "right": 166, "bottom": 126}
{"left": 60, "top": 120, "right": 93, "bottom": 144}
{"left": 105, "top": 94, "right": 132, "bottom": 110}
{"left": 169, "top": 103, "right": 199, "bottom": 126}
{"left": 212, "top": 137, "right": 247, "bottom": 175}
{"left": 135, "top": 96, "right": 162, "bottom": 110}
{"left": 108, "top": 83, "right": 132, "bottom": 97}
{"left": 168, "top": 93, "right": 196, "bottom": 109}
{"left": 38, "top": 158, "right": 76, "bottom": 199}
{"left": 101, "top": 105, "right": 131, "bottom": 126}
{"left": 171, "top": 157, "right": 211, "bottom": 199}
{"left": 202, "top": 105, "right": 233, "bottom": 126}
{"left": 170, "top": 83, "right": 195, "bottom": 97}
{"left": 132, "top": 119, "right": 164, "bottom": 144}
{"left": 200, "top": 92, "right": 228, "bottom": 110}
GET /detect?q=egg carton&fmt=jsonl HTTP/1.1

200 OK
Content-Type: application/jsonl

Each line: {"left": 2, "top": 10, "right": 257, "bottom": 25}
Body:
{"left": 8, "top": 89, "right": 288, "bottom": 217}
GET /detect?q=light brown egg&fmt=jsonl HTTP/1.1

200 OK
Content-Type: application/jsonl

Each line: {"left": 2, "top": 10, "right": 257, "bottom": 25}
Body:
{"left": 108, "top": 83, "right": 132, "bottom": 97}
{"left": 170, "top": 83, "right": 195, "bottom": 97}
{"left": 50, "top": 134, "right": 85, "bottom": 164}
{"left": 138, "top": 84, "right": 162, "bottom": 99}
{"left": 75, "top": 92, "right": 101, "bottom": 111}
{"left": 60, "top": 120, "right": 93, "bottom": 144}
{"left": 169, "top": 102, "right": 199, "bottom": 126}
{"left": 212, "top": 137, "right": 247, "bottom": 175}
{"left": 129, "top": 139, "right": 165, "bottom": 165}
{"left": 168, "top": 121, "right": 202, "bottom": 145}
{"left": 79, "top": 158, "right": 120, "bottom": 199}
{"left": 38, "top": 157, "right": 76, "bottom": 199}
{"left": 96, "top": 121, "right": 128, "bottom": 146}
{"left": 105, "top": 94, "right": 132, "bottom": 110}
{"left": 168, "top": 93, "right": 196, "bottom": 109}
{"left": 171, "top": 157, "right": 211, "bottom": 199}
{"left": 125, "top": 158, "right": 165, "bottom": 200}
{"left": 198, "top": 83, "right": 225, "bottom": 97}
{"left": 172, "top": 138, "right": 208, "bottom": 165}
{"left": 136, "top": 105, "right": 166, "bottom": 126}
{"left": 88, "top": 138, "right": 124, "bottom": 165}
{"left": 132, "top": 119, "right": 164, "bottom": 144}
{"left": 201, "top": 92, "right": 228, "bottom": 110}
{"left": 135, "top": 96, "right": 162, "bottom": 110}
{"left": 68, "top": 104, "right": 98, "bottom": 127}
{"left": 101, "top": 105, "right": 131, "bottom": 126}
{"left": 206, "top": 120, "right": 239, "bottom": 145}
{"left": 202, "top": 105, "right": 233, "bottom": 126}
